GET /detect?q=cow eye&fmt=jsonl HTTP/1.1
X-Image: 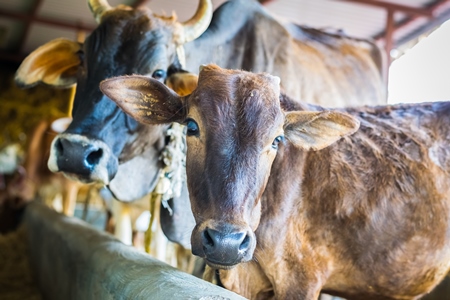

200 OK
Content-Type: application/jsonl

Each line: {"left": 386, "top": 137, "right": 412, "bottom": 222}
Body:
{"left": 152, "top": 69, "right": 166, "bottom": 81}
{"left": 185, "top": 119, "right": 199, "bottom": 136}
{"left": 272, "top": 135, "right": 284, "bottom": 149}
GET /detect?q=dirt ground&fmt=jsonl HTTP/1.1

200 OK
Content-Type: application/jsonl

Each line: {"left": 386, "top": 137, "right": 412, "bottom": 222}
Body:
{"left": 0, "top": 225, "right": 42, "bottom": 300}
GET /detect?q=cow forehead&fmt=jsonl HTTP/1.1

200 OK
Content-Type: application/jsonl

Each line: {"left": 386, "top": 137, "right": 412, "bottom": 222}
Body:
{"left": 190, "top": 67, "right": 284, "bottom": 140}
{"left": 193, "top": 66, "right": 281, "bottom": 108}
{"left": 83, "top": 9, "right": 174, "bottom": 69}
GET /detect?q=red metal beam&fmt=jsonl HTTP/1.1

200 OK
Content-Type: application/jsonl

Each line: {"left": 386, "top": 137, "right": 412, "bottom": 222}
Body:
{"left": 384, "top": 9, "right": 394, "bottom": 81}
{"left": 0, "top": 9, "right": 95, "bottom": 32}
{"left": 339, "top": 0, "right": 433, "bottom": 17}
{"left": 373, "top": 0, "right": 450, "bottom": 41}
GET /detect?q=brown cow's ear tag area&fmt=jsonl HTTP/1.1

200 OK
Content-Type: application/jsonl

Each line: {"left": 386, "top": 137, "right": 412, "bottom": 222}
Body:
{"left": 15, "top": 38, "right": 82, "bottom": 88}
{"left": 100, "top": 75, "right": 185, "bottom": 125}
{"left": 284, "top": 111, "right": 360, "bottom": 151}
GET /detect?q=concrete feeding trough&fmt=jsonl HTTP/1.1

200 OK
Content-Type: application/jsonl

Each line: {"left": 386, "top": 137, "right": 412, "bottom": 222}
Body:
{"left": 22, "top": 202, "right": 245, "bottom": 300}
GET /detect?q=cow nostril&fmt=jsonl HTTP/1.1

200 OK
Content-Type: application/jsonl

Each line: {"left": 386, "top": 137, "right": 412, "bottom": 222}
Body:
{"left": 55, "top": 139, "right": 64, "bottom": 155}
{"left": 203, "top": 229, "right": 215, "bottom": 247}
{"left": 239, "top": 234, "right": 250, "bottom": 251}
{"left": 86, "top": 149, "right": 103, "bottom": 166}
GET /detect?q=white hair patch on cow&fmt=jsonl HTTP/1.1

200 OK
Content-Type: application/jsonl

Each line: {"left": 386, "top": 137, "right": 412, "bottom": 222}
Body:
{"left": 50, "top": 117, "right": 72, "bottom": 133}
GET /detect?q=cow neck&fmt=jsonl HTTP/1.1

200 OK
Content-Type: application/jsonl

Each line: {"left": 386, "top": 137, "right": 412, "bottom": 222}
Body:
{"left": 257, "top": 142, "right": 307, "bottom": 244}
{"left": 257, "top": 96, "right": 321, "bottom": 245}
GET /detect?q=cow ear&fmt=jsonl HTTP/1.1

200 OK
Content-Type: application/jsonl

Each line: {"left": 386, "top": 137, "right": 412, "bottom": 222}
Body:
{"left": 15, "top": 38, "right": 82, "bottom": 88}
{"left": 166, "top": 72, "right": 198, "bottom": 97}
{"left": 100, "top": 75, "right": 185, "bottom": 125}
{"left": 284, "top": 111, "right": 360, "bottom": 151}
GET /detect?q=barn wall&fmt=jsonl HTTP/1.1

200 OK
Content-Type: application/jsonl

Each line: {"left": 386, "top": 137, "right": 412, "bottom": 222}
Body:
{"left": 0, "top": 64, "right": 73, "bottom": 148}
{"left": 23, "top": 201, "right": 245, "bottom": 300}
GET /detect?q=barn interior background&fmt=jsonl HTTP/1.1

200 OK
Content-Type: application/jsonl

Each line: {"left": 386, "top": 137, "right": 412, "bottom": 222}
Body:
{"left": 1, "top": 0, "right": 450, "bottom": 299}
{"left": 1, "top": 0, "right": 450, "bottom": 146}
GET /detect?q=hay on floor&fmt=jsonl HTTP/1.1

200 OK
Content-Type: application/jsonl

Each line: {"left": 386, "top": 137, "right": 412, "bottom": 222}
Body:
{"left": 0, "top": 225, "right": 42, "bottom": 300}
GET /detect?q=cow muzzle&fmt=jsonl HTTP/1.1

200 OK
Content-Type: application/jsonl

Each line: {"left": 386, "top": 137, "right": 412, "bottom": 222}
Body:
{"left": 48, "top": 133, "right": 118, "bottom": 184}
{"left": 191, "top": 222, "right": 256, "bottom": 269}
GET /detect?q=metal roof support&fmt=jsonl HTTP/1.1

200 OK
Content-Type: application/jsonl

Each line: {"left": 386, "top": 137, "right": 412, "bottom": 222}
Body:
{"left": 18, "top": 0, "right": 44, "bottom": 53}
{"left": 339, "top": 0, "right": 446, "bottom": 85}
{"left": 0, "top": 0, "right": 149, "bottom": 62}
{"left": 0, "top": 9, "right": 96, "bottom": 32}
{"left": 339, "top": 0, "right": 433, "bottom": 17}
{"left": 384, "top": 9, "right": 394, "bottom": 85}
{"left": 373, "top": 0, "right": 450, "bottom": 42}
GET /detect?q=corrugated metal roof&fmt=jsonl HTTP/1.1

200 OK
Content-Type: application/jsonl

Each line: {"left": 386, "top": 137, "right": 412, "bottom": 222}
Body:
{"left": 145, "top": 0, "right": 227, "bottom": 22}
{"left": 267, "top": 0, "right": 389, "bottom": 38}
{"left": 0, "top": 0, "right": 30, "bottom": 13}
{"left": 24, "top": 23, "right": 78, "bottom": 53}
{"left": 0, "top": 0, "right": 449, "bottom": 63}
{"left": 37, "top": 0, "right": 134, "bottom": 26}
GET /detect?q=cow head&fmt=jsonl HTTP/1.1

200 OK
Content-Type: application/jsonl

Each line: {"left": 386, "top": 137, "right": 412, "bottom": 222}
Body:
{"left": 100, "top": 64, "right": 359, "bottom": 268}
{"left": 15, "top": 0, "right": 212, "bottom": 201}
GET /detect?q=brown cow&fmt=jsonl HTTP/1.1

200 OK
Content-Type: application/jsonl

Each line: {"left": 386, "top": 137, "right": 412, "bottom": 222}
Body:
{"left": 101, "top": 65, "right": 450, "bottom": 300}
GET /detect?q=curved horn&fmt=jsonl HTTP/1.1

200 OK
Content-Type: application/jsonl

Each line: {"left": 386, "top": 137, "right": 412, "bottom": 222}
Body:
{"left": 88, "top": 0, "right": 112, "bottom": 23}
{"left": 180, "top": 0, "right": 213, "bottom": 43}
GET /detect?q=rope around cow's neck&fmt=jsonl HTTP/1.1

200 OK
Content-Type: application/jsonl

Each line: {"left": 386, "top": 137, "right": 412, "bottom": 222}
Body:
{"left": 144, "top": 123, "right": 186, "bottom": 254}
{"left": 144, "top": 45, "right": 187, "bottom": 254}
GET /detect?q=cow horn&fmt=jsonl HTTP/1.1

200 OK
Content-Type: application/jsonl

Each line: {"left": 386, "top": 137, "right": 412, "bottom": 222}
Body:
{"left": 88, "top": 0, "right": 112, "bottom": 23}
{"left": 180, "top": 0, "right": 213, "bottom": 43}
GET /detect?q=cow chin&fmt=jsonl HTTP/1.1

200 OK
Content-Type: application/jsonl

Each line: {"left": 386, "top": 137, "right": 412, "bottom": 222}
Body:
{"left": 205, "top": 260, "right": 241, "bottom": 270}
{"left": 107, "top": 145, "right": 163, "bottom": 202}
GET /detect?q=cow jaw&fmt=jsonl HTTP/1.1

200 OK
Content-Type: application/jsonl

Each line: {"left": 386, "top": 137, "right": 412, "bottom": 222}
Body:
{"left": 107, "top": 144, "right": 162, "bottom": 202}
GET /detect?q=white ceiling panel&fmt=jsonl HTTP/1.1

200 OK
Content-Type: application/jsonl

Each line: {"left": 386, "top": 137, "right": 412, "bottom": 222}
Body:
{"left": 23, "top": 23, "right": 77, "bottom": 53}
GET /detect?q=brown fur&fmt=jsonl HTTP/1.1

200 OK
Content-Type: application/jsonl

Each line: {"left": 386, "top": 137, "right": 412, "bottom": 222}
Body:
{"left": 100, "top": 65, "right": 450, "bottom": 300}
{"left": 194, "top": 69, "right": 450, "bottom": 299}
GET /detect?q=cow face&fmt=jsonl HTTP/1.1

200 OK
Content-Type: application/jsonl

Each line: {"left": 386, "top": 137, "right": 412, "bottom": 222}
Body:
{"left": 100, "top": 64, "right": 359, "bottom": 268}
{"left": 15, "top": 0, "right": 212, "bottom": 201}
